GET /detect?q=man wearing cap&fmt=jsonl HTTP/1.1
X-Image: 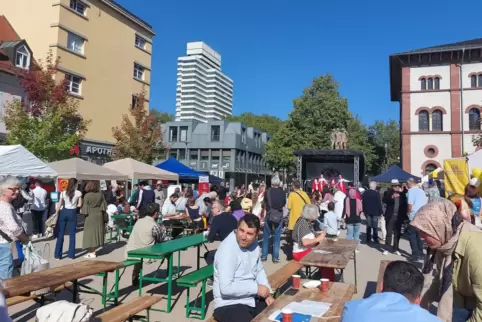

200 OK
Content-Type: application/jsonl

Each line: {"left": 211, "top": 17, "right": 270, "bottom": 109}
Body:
{"left": 382, "top": 180, "right": 408, "bottom": 256}
{"left": 406, "top": 178, "right": 427, "bottom": 260}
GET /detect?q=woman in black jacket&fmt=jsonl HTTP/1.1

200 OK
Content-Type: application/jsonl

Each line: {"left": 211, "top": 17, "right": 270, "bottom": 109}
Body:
{"left": 382, "top": 183, "right": 408, "bottom": 256}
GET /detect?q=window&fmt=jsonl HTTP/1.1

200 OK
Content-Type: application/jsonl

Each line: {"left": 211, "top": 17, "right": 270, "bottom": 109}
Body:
{"left": 421, "top": 78, "right": 426, "bottom": 90}
{"left": 432, "top": 110, "right": 443, "bottom": 131}
{"left": 419, "top": 111, "right": 429, "bottom": 131}
{"left": 131, "top": 95, "right": 138, "bottom": 108}
{"left": 427, "top": 78, "right": 433, "bottom": 90}
{"left": 424, "top": 164, "right": 437, "bottom": 175}
{"left": 189, "top": 150, "right": 198, "bottom": 161}
{"left": 133, "top": 63, "right": 145, "bottom": 80}
{"left": 426, "top": 148, "right": 436, "bottom": 157}
{"left": 471, "top": 75, "right": 477, "bottom": 88}
{"left": 478, "top": 75, "right": 482, "bottom": 88}
{"left": 178, "top": 149, "right": 186, "bottom": 160}
{"left": 211, "top": 125, "right": 220, "bottom": 141}
{"left": 169, "top": 150, "right": 177, "bottom": 159}
{"left": 469, "top": 108, "right": 480, "bottom": 130}
{"left": 65, "top": 74, "right": 81, "bottom": 94}
{"left": 70, "top": 0, "right": 86, "bottom": 15}
{"left": 67, "top": 32, "right": 84, "bottom": 54}
{"left": 169, "top": 127, "right": 178, "bottom": 142}
{"left": 135, "top": 35, "right": 146, "bottom": 49}
{"left": 15, "top": 45, "right": 30, "bottom": 69}
{"left": 180, "top": 126, "right": 188, "bottom": 142}
{"left": 241, "top": 128, "right": 246, "bottom": 144}
{"left": 434, "top": 77, "right": 440, "bottom": 90}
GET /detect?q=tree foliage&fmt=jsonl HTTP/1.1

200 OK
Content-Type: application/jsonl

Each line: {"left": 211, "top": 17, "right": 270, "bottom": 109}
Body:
{"left": 265, "top": 75, "right": 351, "bottom": 170}
{"left": 347, "top": 115, "right": 375, "bottom": 172}
{"left": 224, "top": 112, "right": 285, "bottom": 135}
{"left": 112, "top": 90, "right": 164, "bottom": 164}
{"left": 2, "top": 52, "right": 90, "bottom": 162}
{"left": 149, "top": 109, "right": 174, "bottom": 124}
{"left": 368, "top": 120, "right": 400, "bottom": 174}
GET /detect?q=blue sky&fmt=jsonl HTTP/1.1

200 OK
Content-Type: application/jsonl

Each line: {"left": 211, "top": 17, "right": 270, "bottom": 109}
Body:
{"left": 118, "top": 0, "right": 482, "bottom": 125}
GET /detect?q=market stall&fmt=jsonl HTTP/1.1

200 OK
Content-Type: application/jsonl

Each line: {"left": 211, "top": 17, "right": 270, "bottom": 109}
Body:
{"left": 370, "top": 165, "right": 420, "bottom": 183}
{"left": 103, "top": 158, "right": 178, "bottom": 182}
{"left": 0, "top": 145, "right": 57, "bottom": 178}
{"left": 48, "top": 158, "right": 128, "bottom": 181}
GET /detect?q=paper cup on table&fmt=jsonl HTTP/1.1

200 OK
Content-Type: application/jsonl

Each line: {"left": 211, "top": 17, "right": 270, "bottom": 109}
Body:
{"left": 320, "top": 278, "right": 330, "bottom": 292}
{"left": 292, "top": 274, "right": 300, "bottom": 289}
{"left": 281, "top": 309, "right": 293, "bottom": 322}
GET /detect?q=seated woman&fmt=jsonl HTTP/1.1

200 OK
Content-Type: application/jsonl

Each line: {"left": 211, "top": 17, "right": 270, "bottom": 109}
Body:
{"left": 292, "top": 204, "right": 326, "bottom": 261}
{"left": 186, "top": 197, "right": 204, "bottom": 230}
{"left": 411, "top": 199, "right": 482, "bottom": 321}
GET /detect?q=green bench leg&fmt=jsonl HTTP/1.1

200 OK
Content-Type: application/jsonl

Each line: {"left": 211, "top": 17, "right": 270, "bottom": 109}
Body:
{"left": 200, "top": 279, "right": 206, "bottom": 320}
{"left": 185, "top": 287, "right": 191, "bottom": 318}
{"left": 102, "top": 273, "right": 108, "bottom": 307}
{"left": 184, "top": 280, "right": 208, "bottom": 320}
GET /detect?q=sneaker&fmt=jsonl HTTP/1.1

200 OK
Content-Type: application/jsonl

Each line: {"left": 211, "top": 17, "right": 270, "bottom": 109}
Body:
{"left": 395, "top": 251, "right": 401, "bottom": 256}
{"left": 382, "top": 250, "right": 389, "bottom": 256}
{"left": 84, "top": 253, "right": 97, "bottom": 259}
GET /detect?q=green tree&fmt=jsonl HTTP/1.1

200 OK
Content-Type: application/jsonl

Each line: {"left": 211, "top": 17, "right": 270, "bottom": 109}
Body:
{"left": 2, "top": 52, "right": 90, "bottom": 162}
{"left": 265, "top": 75, "right": 351, "bottom": 170}
{"left": 368, "top": 120, "right": 400, "bottom": 174}
{"left": 224, "top": 112, "right": 284, "bottom": 135}
{"left": 149, "top": 109, "right": 174, "bottom": 124}
{"left": 112, "top": 90, "right": 164, "bottom": 164}
{"left": 347, "top": 115, "right": 375, "bottom": 173}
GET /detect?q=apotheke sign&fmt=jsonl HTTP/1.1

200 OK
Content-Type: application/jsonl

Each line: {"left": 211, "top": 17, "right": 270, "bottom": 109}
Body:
{"left": 85, "top": 146, "right": 112, "bottom": 156}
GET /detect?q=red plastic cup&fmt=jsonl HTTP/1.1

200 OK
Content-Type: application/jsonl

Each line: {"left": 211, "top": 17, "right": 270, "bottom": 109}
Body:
{"left": 320, "top": 278, "right": 330, "bottom": 292}
{"left": 292, "top": 274, "right": 300, "bottom": 289}
{"left": 282, "top": 309, "right": 293, "bottom": 322}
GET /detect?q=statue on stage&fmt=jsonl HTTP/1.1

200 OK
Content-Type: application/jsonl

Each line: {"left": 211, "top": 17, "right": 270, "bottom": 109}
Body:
{"left": 331, "top": 129, "right": 348, "bottom": 150}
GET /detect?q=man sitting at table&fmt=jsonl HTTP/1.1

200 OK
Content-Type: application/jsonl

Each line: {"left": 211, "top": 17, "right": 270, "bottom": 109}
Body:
{"left": 341, "top": 261, "right": 440, "bottom": 321}
{"left": 213, "top": 214, "right": 274, "bottom": 322}
{"left": 125, "top": 203, "right": 166, "bottom": 286}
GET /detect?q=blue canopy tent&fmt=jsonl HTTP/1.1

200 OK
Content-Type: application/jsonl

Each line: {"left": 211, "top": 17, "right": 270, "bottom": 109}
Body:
{"left": 156, "top": 157, "right": 202, "bottom": 180}
{"left": 370, "top": 165, "right": 420, "bottom": 183}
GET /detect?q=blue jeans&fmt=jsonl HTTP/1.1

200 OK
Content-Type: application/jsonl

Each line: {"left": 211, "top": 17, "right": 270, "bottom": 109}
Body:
{"left": 346, "top": 223, "right": 361, "bottom": 249}
{"left": 407, "top": 225, "right": 424, "bottom": 257}
{"left": 55, "top": 208, "right": 77, "bottom": 259}
{"left": 366, "top": 215, "right": 379, "bottom": 242}
{"left": 261, "top": 222, "right": 282, "bottom": 261}
{"left": 0, "top": 243, "right": 13, "bottom": 280}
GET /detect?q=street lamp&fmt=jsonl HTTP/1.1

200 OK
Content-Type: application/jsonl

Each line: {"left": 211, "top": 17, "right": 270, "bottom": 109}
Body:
{"left": 245, "top": 144, "right": 248, "bottom": 188}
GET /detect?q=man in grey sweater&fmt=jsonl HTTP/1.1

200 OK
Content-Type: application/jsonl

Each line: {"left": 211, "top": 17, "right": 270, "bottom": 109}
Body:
{"left": 213, "top": 214, "right": 273, "bottom": 322}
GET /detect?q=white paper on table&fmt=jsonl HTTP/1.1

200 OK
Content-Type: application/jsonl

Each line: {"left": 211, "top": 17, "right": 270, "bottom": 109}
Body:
{"left": 300, "top": 300, "right": 332, "bottom": 313}
{"left": 282, "top": 301, "right": 331, "bottom": 318}
{"left": 313, "top": 250, "right": 332, "bottom": 254}
{"left": 268, "top": 310, "right": 282, "bottom": 322}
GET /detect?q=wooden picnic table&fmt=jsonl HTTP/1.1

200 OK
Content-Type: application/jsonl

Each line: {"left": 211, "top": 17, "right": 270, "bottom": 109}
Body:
{"left": 127, "top": 233, "right": 208, "bottom": 313}
{"left": 3, "top": 260, "right": 123, "bottom": 302}
{"left": 253, "top": 281, "right": 355, "bottom": 322}
{"left": 299, "top": 239, "right": 358, "bottom": 289}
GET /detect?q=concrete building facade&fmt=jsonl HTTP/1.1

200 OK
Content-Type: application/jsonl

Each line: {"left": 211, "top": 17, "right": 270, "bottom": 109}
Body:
{"left": 390, "top": 39, "right": 482, "bottom": 176}
{"left": 162, "top": 120, "right": 271, "bottom": 188}
{"left": 175, "top": 42, "right": 233, "bottom": 122}
{"left": 0, "top": 0, "right": 154, "bottom": 146}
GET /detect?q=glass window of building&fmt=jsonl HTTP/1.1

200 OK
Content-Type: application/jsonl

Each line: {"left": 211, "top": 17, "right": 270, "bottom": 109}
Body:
{"left": 211, "top": 126, "right": 220, "bottom": 141}
{"left": 169, "top": 127, "right": 178, "bottom": 141}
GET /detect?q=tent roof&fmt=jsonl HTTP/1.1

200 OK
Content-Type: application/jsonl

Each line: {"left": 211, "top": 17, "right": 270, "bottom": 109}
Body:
{"left": 156, "top": 157, "right": 203, "bottom": 179}
{"left": 370, "top": 165, "right": 421, "bottom": 183}
{"left": 103, "top": 158, "right": 178, "bottom": 181}
{"left": 0, "top": 145, "right": 57, "bottom": 178}
{"left": 48, "top": 158, "right": 128, "bottom": 181}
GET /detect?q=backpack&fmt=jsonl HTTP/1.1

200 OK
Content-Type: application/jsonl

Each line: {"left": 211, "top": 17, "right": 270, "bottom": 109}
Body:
{"left": 266, "top": 188, "right": 284, "bottom": 226}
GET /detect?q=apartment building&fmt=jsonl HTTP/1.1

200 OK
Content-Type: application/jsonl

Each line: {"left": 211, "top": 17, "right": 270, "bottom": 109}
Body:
{"left": 0, "top": 0, "right": 154, "bottom": 152}
{"left": 175, "top": 42, "right": 233, "bottom": 122}
{"left": 390, "top": 38, "right": 482, "bottom": 176}
{"left": 161, "top": 120, "right": 271, "bottom": 188}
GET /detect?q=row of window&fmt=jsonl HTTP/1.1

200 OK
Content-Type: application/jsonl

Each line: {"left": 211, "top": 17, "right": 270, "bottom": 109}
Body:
{"left": 417, "top": 108, "right": 481, "bottom": 131}
{"left": 69, "top": 0, "right": 148, "bottom": 51}
{"left": 420, "top": 77, "right": 440, "bottom": 90}
{"left": 169, "top": 126, "right": 221, "bottom": 142}
{"left": 470, "top": 75, "right": 482, "bottom": 88}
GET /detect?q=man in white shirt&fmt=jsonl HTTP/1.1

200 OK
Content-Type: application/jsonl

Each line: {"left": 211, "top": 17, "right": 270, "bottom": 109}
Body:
{"left": 333, "top": 187, "right": 346, "bottom": 229}
{"left": 30, "top": 179, "right": 47, "bottom": 238}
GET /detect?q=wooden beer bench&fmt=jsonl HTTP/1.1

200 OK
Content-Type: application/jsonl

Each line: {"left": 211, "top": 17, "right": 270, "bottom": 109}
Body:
{"left": 6, "top": 282, "right": 73, "bottom": 306}
{"left": 94, "top": 295, "right": 162, "bottom": 322}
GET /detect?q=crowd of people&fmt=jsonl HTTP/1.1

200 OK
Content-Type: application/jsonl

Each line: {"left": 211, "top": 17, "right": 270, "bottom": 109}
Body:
{"left": 2, "top": 171, "right": 482, "bottom": 321}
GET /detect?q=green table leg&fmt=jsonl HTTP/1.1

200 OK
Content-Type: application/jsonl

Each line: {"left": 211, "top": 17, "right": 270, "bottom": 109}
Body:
{"left": 197, "top": 245, "right": 200, "bottom": 270}
{"left": 138, "top": 259, "right": 144, "bottom": 296}
{"left": 166, "top": 253, "right": 173, "bottom": 313}
{"left": 102, "top": 272, "right": 108, "bottom": 307}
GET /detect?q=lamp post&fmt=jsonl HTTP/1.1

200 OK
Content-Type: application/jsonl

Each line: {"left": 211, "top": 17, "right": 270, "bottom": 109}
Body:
{"left": 245, "top": 144, "right": 248, "bottom": 188}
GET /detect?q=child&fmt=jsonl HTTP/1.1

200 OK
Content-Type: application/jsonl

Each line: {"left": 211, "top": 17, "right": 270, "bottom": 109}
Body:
{"left": 323, "top": 202, "right": 339, "bottom": 238}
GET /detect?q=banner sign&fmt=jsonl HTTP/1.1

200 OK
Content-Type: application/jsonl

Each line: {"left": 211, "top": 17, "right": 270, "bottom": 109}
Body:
{"left": 58, "top": 178, "right": 69, "bottom": 192}
{"left": 198, "top": 176, "right": 209, "bottom": 194}
{"left": 444, "top": 159, "right": 469, "bottom": 197}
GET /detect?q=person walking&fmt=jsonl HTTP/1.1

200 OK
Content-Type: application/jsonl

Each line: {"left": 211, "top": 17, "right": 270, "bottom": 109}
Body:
{"left": 154, "top": 183, "right": 165, "bottom": 207}
{"left": 136, "top": 181, "right": 155, "bottom": 217}
{"left": 0, "top": 176, "right": 30, "bottom": 279}
{"left": 382, "top": 180, "right": 407, "bottom": 256}
{"left": 287, "top": 180, "right": 310, "bottom": 259}
{"left": 30, "top": 179, "right": 47, "bottom": 238}
{"left": 406, "top": 178, "right": 427, "bottom": 260}
{"left": 261, "top": 177, "right": 286, "bottom": 263}
{"left": 54, "top": 178, "right": 82, "bottom": 260}
{"left": 344, "top": 188, "right": 362, "bottom": 252}
{"left": 362, "top": 181, "right": 383, "bottom": 244}
{"left": 81, "top": 181, "right": 107, "bottom": 258}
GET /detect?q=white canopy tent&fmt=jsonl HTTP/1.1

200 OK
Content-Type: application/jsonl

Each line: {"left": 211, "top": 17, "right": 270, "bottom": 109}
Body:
{"left": 48, "top": 158, "right": 128, "bottom": 181}
{"left": 0, "top": 145, "right": 57, "bottom": 178}
{"left": 103, "top": 158, "right": 178, "bottom": 181}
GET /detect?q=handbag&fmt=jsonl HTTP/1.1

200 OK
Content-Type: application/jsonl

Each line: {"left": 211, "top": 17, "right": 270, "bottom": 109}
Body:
{"left": 21, "top": 242, "right": 51, "bottom": 296}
